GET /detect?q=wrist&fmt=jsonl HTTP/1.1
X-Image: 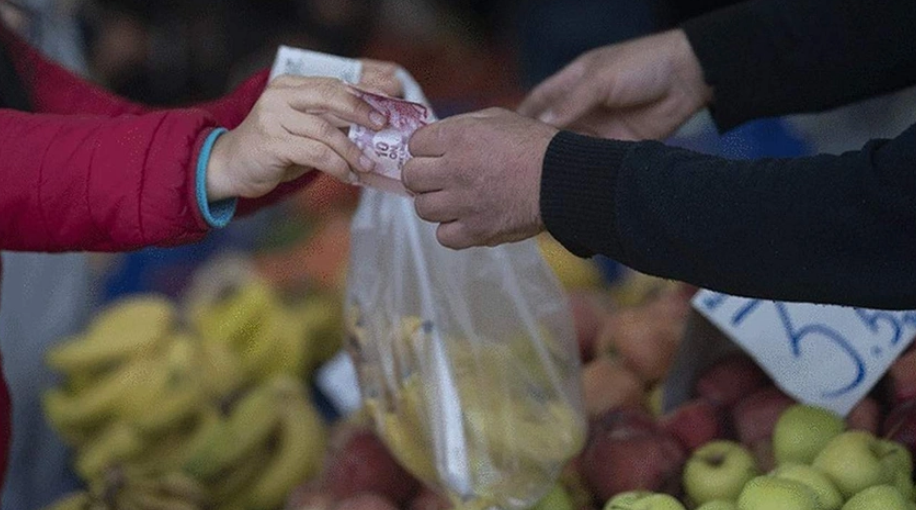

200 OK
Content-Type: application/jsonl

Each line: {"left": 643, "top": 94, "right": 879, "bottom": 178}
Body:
{"left": 205, "top": 129, "right": 236, "bottom": 202}
{"left": 667, "top": 29, "right": 714, "bottom": 110}
{"left": 196, "top": 128, "right": 238, "bottom": 229}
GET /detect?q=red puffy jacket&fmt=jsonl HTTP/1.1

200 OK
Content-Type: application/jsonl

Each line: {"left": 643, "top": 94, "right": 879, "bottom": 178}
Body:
{"left": 0, "top": 25, "right": 318, "bottom": 494}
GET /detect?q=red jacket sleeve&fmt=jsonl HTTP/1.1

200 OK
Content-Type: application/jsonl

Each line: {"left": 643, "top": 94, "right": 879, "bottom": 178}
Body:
{"left": 2, "top": 24, "right": 321, "bottom": 242}
{"left": 0, "top": 107, "right": 217, "bottom": 252}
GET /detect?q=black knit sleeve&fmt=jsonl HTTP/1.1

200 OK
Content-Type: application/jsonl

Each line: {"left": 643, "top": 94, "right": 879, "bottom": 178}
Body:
{"left": 681, "top": 0, "right": 916, "bottom": 132}
{"left": 541, "top": 122, "right": 916, "bottom": 310}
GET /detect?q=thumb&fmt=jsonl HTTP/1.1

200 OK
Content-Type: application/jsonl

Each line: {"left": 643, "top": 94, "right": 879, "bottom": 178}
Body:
{"left": 537, "top": 79, "right": 603, "bottom": 129}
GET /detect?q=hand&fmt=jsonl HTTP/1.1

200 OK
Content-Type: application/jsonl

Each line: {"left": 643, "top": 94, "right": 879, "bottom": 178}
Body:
{"left": 517, "top": 29, "right": 713, "bottom": 141}
{"left": 206, "top": 75, "right": 388, "bottom": 201}
{"left": 403, "top": 108, "right": 558, "bottom": 249}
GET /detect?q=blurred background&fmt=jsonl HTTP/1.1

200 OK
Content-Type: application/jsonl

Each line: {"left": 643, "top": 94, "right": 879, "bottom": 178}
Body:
{"left": 3, "top": 0, "right": 916, "bottom": 509}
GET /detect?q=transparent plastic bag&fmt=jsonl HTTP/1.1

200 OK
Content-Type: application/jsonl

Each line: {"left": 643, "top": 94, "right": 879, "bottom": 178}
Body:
{"left": 345, "top": 190, "right": 587, "bottom": 510}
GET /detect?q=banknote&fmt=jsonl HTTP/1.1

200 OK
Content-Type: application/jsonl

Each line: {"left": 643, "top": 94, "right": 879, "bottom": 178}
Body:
{"left": 348, "top": 88, "right": 434, "bottom": 196}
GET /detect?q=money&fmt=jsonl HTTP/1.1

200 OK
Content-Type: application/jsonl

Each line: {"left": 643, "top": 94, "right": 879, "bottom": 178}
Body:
{"left": 348, "top": 88, "right": 434, "bottom": 196}
{"left": 269, "top": 46, "right": 362, "bottom": 84}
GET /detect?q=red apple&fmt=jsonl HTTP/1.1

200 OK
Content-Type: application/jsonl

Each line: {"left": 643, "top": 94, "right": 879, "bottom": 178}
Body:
{"left": 731, "top": 386, "right": 795, "bottom": 447}
{"left": 696, "top": 355, "right": 770, "bottom": 409}
{"left": 847, "top": 396, "right": 881, "bottom": 434}
{"left": 888, "top": 347, "right": 916, "bottom": 405}
{"left": 581, "top": 356, "right": 644, "bottom": 418}
{"left": 596, "top": 309, "right": 680, "bottom": 384}
{"left": 749, "top": 438, "right": 776, "bottom": 473}
{"left": 660, "top": 399, "right": 724, "bottom": 452}
{"left": 569, "top": 291, "right": 606, "bottom": 363}
{"left": 322, "top": 429, "right": 421, "bottom": 505}
{"left": 407, "top": 487, "right": 452, "bottom": 510}
{"left": 335, "top": 493, "right": 400, "bottom": 510}
{"left": 286, "top": 482, "right": 335, "bottom": 510}
{"left": 883, "top": 397, "right": 916, "bottom": 459}
{"left": 580, "top": 407, "right": 687, "bottom": 501}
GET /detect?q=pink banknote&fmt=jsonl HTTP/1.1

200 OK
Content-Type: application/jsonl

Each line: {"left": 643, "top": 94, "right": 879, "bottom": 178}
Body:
{"left": 348, "top": 88, "right": 433, "bottom": 195}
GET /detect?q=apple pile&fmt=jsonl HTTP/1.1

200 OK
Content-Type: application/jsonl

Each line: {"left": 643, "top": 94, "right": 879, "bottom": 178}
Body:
{"left": 575, "top": 283, "right": 694, "bottom": 419}
{"left": 603, "top": 403, "right": 916, "bottom": 510}
{"left": 569, "top": 341, "right": 916, "bottom": 508}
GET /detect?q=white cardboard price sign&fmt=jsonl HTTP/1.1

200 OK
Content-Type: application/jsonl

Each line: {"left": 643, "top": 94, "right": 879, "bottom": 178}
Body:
{"left": 692, "top": 290, "right": 916, "bottom": 416}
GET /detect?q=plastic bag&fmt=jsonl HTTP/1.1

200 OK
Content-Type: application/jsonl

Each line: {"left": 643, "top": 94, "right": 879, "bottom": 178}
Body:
{"left": 345, "top": 107, "right": 586, "bottom": 510}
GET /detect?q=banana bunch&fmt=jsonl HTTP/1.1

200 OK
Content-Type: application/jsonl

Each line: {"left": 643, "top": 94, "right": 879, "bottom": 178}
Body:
{"left": 183, "top": 257, "right": 343, "bottom": 383}
{"left": 42, "top": 468, "right": 209, "bottom": 510}
{"left": 41, "top": 265, "right": 341, "bottom": 510}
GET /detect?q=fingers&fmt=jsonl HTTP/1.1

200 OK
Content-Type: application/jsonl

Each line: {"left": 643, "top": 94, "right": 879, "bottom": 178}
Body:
{"left": 359, "top": 60, "right": 403, "bottom": 97}
{"left": 535, "top": 78, "right": 603, "bottom": 128}
{"left": 281, "top": 112, "right": 373, "bottom": 178}
{"left": 518, "top": 59, "right": 587, "bottom": 119}
{"left": 408, "top": 121, "right": 449, "bottom": 157}
{"left": 401, "top": 157, "right": 450, "bottom": 194}
{"left": 414, "top": 191, "right": 461, "bottom": 224}
{"left": 436, "top": 222, "right": 475, "bottom": 250}
{"left": 272, "top": 76, "right": 389, "bottom": 131}
{"left": 284, "top": 137, "right": 354, "bottom": 183}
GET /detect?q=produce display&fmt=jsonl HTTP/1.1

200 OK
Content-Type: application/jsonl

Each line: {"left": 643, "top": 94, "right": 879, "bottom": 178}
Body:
{"left": 39, "top": 263, "right": 343, "bottom": 510}
{"left": 33, "top": 237, "right": 916, "bottom": 510}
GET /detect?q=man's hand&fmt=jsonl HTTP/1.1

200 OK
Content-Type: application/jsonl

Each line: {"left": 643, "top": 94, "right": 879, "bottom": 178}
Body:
{"left": 518, "top": 29, "right": 712, "bottom": 141}
{"left": 403, "top": 108, "right": 558, "bottom": 249}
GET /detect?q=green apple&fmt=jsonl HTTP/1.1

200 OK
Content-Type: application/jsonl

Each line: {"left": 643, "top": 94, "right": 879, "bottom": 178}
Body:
{"left": 603, "top": 491, "right": 685, "bottom": 510}
{"left": 683, "top": 440, "right": 758, "bottom": 505}
{"left": 736, "top": 476, "right": 820, "bottom": 510}
{"left": 841, "top": 484, "right": 909, "bottom": 510}
{"left": 605, "top": 491, "right": 651, "bottom": 509}
{"left": 773, "top": 404, "right": 845, "bottom": 465}
{"left": 696, "top": 501, "right": 738, "bottom": 510}
{"left": 877, "top": 439, "right": 914, "bottom": 476}
{"left": 535, "top": 484, "right": 575, "bottom": 510}
{"left": 812, "top": 431, "right": 894, "bottom": 498}
{"left": 891, "top": 470, "right": 916, "bottom": 501}
{"left": 771, "top": 462, "right": 843, "bottom": 510}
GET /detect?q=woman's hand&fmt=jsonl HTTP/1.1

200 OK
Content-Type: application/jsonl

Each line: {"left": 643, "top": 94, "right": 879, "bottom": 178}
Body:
{"left": 206, "top": 75, "right": 389, "bottom": 201}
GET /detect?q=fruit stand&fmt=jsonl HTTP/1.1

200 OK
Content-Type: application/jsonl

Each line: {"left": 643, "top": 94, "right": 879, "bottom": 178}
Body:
{"left": 38, "top": 198, "right": 916, "bottom": 510}
{"left": 30, "top": 41, "right": 916, "bottom": 510}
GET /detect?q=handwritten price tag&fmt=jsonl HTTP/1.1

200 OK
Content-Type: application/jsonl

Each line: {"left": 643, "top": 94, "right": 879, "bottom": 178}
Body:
{"left": 693, "top": 290, "right": 916, "bottom": 415}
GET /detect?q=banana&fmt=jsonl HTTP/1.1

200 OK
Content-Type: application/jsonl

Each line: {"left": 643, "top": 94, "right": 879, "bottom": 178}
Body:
{"left": 177, "top": 406, "right": 227, "bottom": 478}
{"left": 244, "top": 376, "right": 327, "bottom": 510}
{"left": 157, "top": 471, "right": 209, "bottom": 507}
{"left": 208, "top": 443, "right": 271, "bottom": 504}
{"left": 130, "top": 333, "right": 205, "bottom": 434}
{"left": 116, "top": 359, "right": 171, "bottom": 425}
{"left": 117, "top": 468, "right": 209, "bottom": 509}
{"left": 120, "top": 487, "right": 200, "bottom": 510}
{"left": 46, "top": 296, "right": 176, "bottom": 375}
{"left": 42, "top": 491, "right": 91, "bottom": 510}
{"left": 236, "top": 314, "right": 285, "bottom": 381}
{"left": 245, "top": 308, "right": 309, "bottom": 380}
{"left": 138, "top": 424, "right": 208, "bottom": 475}
{"left": 183, "top": 385, "right": 280, "bottom": 480}
{"left": 192, "top": 279, "right": 277, "bottom": 349}
{"left": 75, "top": 421, "right": 145, "bottom": 481}
{"left": 44, "top": 356, "right": 160, "bottom": 431}
{"left": 133, "top": 382, "right": 203, "bottom": 436}
{"left": 297, "top": 294, "right": 344, "bottom": 371}
{"left": 197, "top": 334, "right": 246, "bottom": 400}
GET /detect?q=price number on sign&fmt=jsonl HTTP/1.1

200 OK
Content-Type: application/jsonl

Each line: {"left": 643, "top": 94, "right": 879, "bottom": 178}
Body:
{"left": 693, "top": 290, "right": 916, "bottom": 415}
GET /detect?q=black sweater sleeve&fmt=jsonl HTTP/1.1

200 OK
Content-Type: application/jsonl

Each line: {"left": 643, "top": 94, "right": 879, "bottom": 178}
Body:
{"left": 540, "top": 125, "right": 916, "bottom": 310}
{"left": 680, "top": 0, "right": 916, "bottom": 131}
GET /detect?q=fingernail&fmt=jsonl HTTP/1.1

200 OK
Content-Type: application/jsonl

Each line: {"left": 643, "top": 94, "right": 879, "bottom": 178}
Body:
{"left": 539, "top": 110, "right": 557, "bottom": 125}
{"left": 370, "top": 111, "right": 386, "bottom": 127}
{"left": 359, "top": 155, "right": 374, "bottom": 172}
